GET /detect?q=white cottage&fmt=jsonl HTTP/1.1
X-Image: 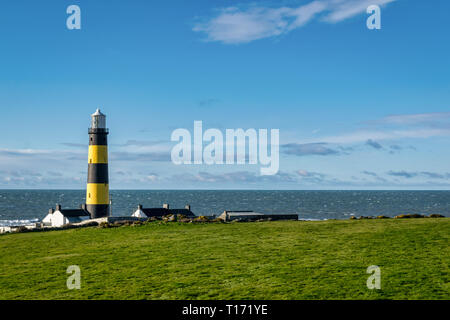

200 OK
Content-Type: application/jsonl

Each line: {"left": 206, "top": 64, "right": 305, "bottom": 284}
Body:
{"left": 131, "top": 204, "right": 147, "bottom": 218}
{"left": 43, "top": 204, "right": 91, "bottom": 227}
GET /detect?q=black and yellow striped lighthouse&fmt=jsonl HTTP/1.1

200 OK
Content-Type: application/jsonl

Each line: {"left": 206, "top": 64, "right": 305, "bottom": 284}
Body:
{"left": 86, "top": 108, "right": 110, "bottom": 218}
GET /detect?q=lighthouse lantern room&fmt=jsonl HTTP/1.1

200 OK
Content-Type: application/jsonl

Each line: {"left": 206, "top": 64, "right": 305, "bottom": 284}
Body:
{"left": 91, "top": 108, "right": 106, "bottom": 129}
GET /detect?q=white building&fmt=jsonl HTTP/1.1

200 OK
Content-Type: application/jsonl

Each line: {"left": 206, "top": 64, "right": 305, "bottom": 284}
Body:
{"left": 131, "top": 205, "right": 147, "bottom": 218}
{"left": 0, "top": 226, "right": 12, "bottom": 234}
{"left": 42, "top": 204, "right": 90, "bottom": 227}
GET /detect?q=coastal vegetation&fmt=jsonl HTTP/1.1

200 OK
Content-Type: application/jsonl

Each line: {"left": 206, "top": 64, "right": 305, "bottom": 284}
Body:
{"left": 0, "top": 219, "right": 448, "bottom": 300}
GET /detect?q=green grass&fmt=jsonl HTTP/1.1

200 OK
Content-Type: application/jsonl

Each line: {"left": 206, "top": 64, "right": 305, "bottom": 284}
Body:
{"left": 0, "top": 219, "right": 449, "bottom": 300}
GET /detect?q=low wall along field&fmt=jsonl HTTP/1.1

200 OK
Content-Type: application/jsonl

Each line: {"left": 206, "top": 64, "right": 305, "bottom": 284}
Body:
{"left": 0, "top": 219, "right": 448, "bottom": 299}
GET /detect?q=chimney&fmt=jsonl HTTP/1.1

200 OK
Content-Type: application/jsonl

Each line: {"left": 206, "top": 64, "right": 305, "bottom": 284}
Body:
{"left": 185, "top": 204, "right": 191, "bottom": 211}
{"left": 55, "top": 204, "right": 61, "bottom": 211}
{"left": 138, "top": 204, "right": 143, "bottom": 210}
{"left": 163, "top": 203, "right": 169, "bottom": 209}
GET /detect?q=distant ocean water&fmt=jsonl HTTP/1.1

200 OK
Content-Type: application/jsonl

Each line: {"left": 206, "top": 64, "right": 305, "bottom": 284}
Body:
{"left": 0, "top": 190, "right": 449, "bottom": 226}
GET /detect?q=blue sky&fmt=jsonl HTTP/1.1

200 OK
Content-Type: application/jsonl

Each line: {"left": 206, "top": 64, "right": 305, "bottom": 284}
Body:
{"left": 0, "top": 0, "right": 449, "bottom": 189}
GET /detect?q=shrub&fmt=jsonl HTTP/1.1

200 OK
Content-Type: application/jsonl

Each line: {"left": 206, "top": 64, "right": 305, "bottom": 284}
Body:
{"left": 163, "top": 214, "right": 176, "bottom": 222}
{"left": 99, "top": 222, "right": 116, "bottom": 228}
{"left": 376, "top": 216, "right": 390, "bottom": 219}
{"left": 14, "top": 226, "right": 28, "bottom": 233}
{"left": 428, "top": 214, "right": 445, "bottom": 218}
{"left": 84, "top": 221, "right": 99, "bottom": 227}
{"left": 395, "top": 214, "right": 425, "bottom": 219}
{"left": 112, "top": 220, "right": 136, "bottom": 226}
{"left": 194, "top": 216, "right": 210, "bottom": 223}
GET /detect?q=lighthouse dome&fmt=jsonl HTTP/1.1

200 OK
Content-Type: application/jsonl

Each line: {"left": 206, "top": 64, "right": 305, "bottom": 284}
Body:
{"left": 91, "top": 108, "right": 106, "bottom": 129}
{"left": 92, "top": 108, "right": 105, "bottom": 117}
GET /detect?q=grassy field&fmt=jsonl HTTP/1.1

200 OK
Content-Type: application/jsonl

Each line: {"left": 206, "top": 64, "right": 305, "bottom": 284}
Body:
{"left": 0, "top": 219, "right": 448, "bottom": 300}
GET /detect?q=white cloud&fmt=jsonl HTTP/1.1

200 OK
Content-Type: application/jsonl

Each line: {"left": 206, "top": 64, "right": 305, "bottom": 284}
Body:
{"left": 193, "top": 0, "right": 396, "bottom": 44}
{"left": 146, "top": 174, "right": 159, "bottom": 182}
{"left": 294, "top": 111, "right": 450, "bottom": 145}
{"left": 323, "top": 0, "right": 395, "bottom": 23}
{"left": 282, "top": 142, "right": 339, "bottom": 156}
{"left": 373, "top": 112, "right": 450, "bottom": 125}
{"left": 306, "top": 128, "right": 450, "bottom": 145}
{"left": 172, "top": 170, "right": 297, "bottom": 184}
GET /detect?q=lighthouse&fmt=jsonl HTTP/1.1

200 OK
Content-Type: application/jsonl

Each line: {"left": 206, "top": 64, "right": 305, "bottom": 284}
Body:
{"left": 86, "top": 109, "right": 110, "bottom": 219}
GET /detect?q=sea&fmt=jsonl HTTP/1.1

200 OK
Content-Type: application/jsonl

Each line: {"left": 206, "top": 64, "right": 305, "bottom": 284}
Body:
{"left": 0, "top": 190, "right": 449, "bottom": 227}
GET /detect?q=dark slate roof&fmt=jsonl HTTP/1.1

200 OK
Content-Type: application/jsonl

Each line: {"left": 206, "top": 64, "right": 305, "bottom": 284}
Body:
{"left": 59, "top": 209, "right": 90, "bottom": 217}
{"left": 66, "top": 216, "right": 84, "bottom": 223}
{"left": 141, "top": 208, "right": 196, "bottom": 217}
{"left": 169, "top": 209, "right": 195, "bottom": 217}
{"left": 141, "top": 208, "right": 170, "bottom": 217}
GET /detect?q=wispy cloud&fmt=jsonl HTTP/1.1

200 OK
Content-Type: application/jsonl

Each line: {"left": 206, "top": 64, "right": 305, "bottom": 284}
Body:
{"left": 372, "top": 112, "right": 450, "bottom": 126}
{"left": 110, "top": 151, "right": 171, "bottom": 162}
{"left": 282, "top": 143, "right": 339, "bottom": 156}
{"left": 389, "top": 144, "right": 402, "bottom": 151}
{"left": 61, "top": 143, "right": 86, "bottom": 148}
{"left": 193, "top": 0, "right": 396, "bottom": 44}
{"left": 0, "top": 148, "right": 51, "bottom": 157}
{"left": 0, "top": 169, "right": 84, "bottom": 187}
{"left": 387, "top": 170, "right": 418, "bottom": 178}
{"left": 323, "top": 0, "right": 394, "bottom": 23}
{"left": 387, "top": 170, "right": 450, "bottom": 180}
{"left": 362, "top": 170, "right": 378, "bottom": 177}
{"left": 47, "top": 171, "right": 63, "bottom": 177}
{"left": 361, "top": 170, "right": 387, "bottom": 182}
{"left": 310, "top": 128, "right": 450, "bottom": 145}
{"left": 172, "top": 170, "right": 297, "bottom": 184}
{"left": 119, "top": 140, "right": 166, "bottom": 147}
{"left": 146, "top": 173, "right": 159, "bottom": 182}
{"left": 297, "top": 112, "right": 450, "bottom": 146}
{"left": 420, "top": 172, "right": 448, "bottom": 179}
{"left": 366, "top": 139, "right": 383, "bottom": 150}
{"left": 296, "top": 170, "right": 328, "bottom": 183}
